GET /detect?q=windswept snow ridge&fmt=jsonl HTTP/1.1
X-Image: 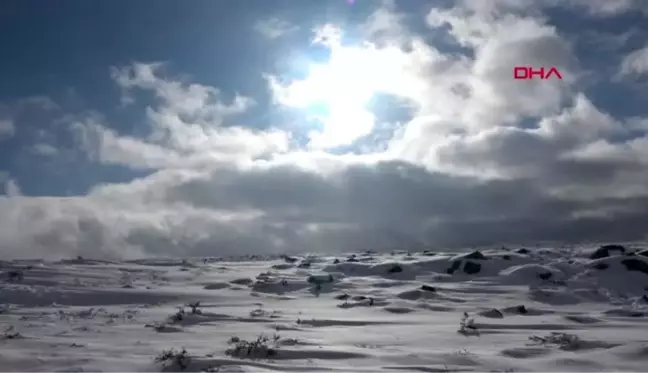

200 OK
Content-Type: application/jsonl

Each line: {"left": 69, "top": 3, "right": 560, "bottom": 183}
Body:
{"left": 1, "top": 246, "right": 648, "bottom": 372}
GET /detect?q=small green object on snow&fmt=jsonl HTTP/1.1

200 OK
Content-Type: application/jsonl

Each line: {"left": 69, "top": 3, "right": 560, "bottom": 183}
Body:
{"left": 307, "top": 274, "right": 334, "bottom": 285}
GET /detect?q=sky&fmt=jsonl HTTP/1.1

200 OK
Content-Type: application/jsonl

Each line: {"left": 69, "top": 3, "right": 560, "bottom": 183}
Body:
{"left": 1, "top": 0, "right": 648, "bottom": 259}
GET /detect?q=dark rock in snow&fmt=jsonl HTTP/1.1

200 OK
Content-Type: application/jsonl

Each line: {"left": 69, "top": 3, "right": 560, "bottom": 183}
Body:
{"left": 230, "top": 278, "right": 253, "bottom": 286}
{"left": 463, "top": 261, "right": 481, "bottom": 275}
{"left": 479, "top": 308, "right": 504, "bottom": 318}
{"left": 463, "top": 251, "right": 487, "bottom": 260}
{"left": 297, "top": 262, "right": 311, "bottom": 268}
{"left": 502, "top": 255, "right": 511, "bottom": 260}
{"left": 446, "top": 261, "right": 461, "bottom": 274}
{"left": 388, "top": 265, "right": 404, "bottom": 273}
{"left": 422, "top": 250, "right": 437, "bottom": 256}
{"left": 515, "top": 248, "right": 530, "bottom": 254}
{"left": 605, "top": 309, "right": 645, "bottom": 317}
{"left": 333, "top": 258, "right": 341, "bottom": 264}
{"left": 307, "top": 274, "right": 334, "bottom": 284}
{"left": 621, "top": 259, "right": 648, "bottom": 275}
{"left": 642, "top": 294, "right": 648, "bottom": 303}
{"left": 347, "top": 257, "right": 359, "bottom": 263}
{"left": 352, "top": 295, "right": 368, "bottom": 301}
{"left": 281, "top": 255, "right": 299, "bottom": 263}
{"left": 516, "top": 305, "right": 528, "bottom": 314}
{"left": 7, "top": 271, "right": 23, "bottom": 282}
{"left": 538, "top": 272, "right": 552, "bottom": 280}
{"left": 593, "top": 262, "right": 609, "bottom": 270}
{"left": 335, "top": 293, "right": 350, "bottom": 300}
{"left": 420, "top": 285, "right": 436, "bottom": 292}
{"left": 602, "top": 244, "right": 626, "bottom": 251}
{"left": 590, "top": 245, "right": 626, "bottom": 259}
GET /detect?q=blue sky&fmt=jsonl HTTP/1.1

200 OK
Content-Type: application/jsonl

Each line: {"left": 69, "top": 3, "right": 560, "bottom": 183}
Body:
{"left": 1, "top": 0, "right": 410, "bottom": 195}
{"left": 1, "top": 0, "right": 648, "bottom": 259}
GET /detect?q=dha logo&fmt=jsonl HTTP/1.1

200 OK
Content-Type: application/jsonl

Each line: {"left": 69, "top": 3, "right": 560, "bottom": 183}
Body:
{"left": 513, "top": 66, "right": 563, "bottom": 80}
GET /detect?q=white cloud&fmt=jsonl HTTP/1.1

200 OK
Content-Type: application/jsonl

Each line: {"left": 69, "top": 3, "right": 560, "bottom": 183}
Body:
{"left": 563, "top": 0, "right": 648, "bottom": 16}
{"left": 111, "top": 63, "right": 255, "bottom": 124}
{"left": 457, "top": 0, "right": 648, "bottom": 17}
{"left": 67, "top": 63, "right": 292, "bottom": 169}
{"left": 31, "top": 143, "right": 59, "bottom": 156}
{"left": 3, "top": 179, "right": 22, "bottom": 198}
{"left": 0, "top": 119, "right": 15, "bottom": 139}
{"left": 311, "top": 24, "right": 343, "bottom": 48}
{"left": 620, "top": 44, "right": 648, "bottom": 77}
{"left": 427, "top": 5, "right": 576, "bottom": 124}
{"left": 0, "top": 96, "right": 60, "bottom": 143}
{"left": 254, "top": 17, "right": 299, "bottom": 39}
{"left": 378, "top": 3, "right": 580, "bottom": 176}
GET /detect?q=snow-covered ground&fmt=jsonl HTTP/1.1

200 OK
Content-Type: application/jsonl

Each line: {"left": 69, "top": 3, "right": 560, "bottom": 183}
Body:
{"left": 2, "top": 245, "right": 648, "bottom": 372}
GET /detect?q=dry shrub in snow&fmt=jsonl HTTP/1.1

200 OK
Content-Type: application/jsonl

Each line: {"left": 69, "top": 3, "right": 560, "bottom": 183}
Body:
{"left": 2, "top": 326, "right": 20, "bottom": 340}
{"left": 457, "top": 312, "right": 479, "bottom": 336}
{"left": 529, "top": 332, "right": 583, "bottom": 350}
{"left": 186, "top": 301, "right": 202, "bottom": 314}
{"left": 155, "top": 348, "right": 190, "bottom": 371}
{"left": 225, "top": 334, "right": 281, "bottom": 359}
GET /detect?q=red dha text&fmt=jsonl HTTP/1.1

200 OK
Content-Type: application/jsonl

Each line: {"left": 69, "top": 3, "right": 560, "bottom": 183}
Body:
{"left": 513, "top": 66, "right": 563, "bottom": 80}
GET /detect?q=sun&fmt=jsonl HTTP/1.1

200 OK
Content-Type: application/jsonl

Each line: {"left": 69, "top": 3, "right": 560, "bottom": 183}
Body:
{"left": 306, "top": 47, "right": 378, "bottom": 108}
{"left": 286, "top": 45, "right": 398, "bottom": 148}
{"left": 300, "top": 46, "right": 382, "bottom": 148}
{"left": 275, "top": 29, "right": 411, "bottom": 149}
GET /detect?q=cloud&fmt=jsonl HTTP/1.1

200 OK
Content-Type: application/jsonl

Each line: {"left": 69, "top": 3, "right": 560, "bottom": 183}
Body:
{"left": 0, "top": 96, "right": 60, "bottom": 142}
{"left": 69, "top": 114, "right": 291, "bottom": 170}
{"left": 68, "top": 63, "right": 292, "bottom": 170}
{"left": 426, "top": 4, "right": 577, "bottom": 125}
{"left": 561, "top": 0, "right": 648, "bottom": 16}
{"left": 1, "top": 1, "right": 647, "bottom": 260}
{"left": 3, "top": 155, "right": 648, "bottom": 260}
{"left": 619, "top": 44, "right": 648, "bottom": 77}
{"left": 3, "top": 179, "right": 22, "bottom": 198}
{"left": 110, "top": 63, "right": 255, "bottom": 125}
{"left": 31, "top": 143, "right": 59, "bottom": 157}
{"left": 0, "top": 119, "right": 14, "bottom": 139}
{"left": 254, "top": 17, "right": 299, "bottom": 40}
{"left": 456, "top": 0, "right": 648, "bottom": 17}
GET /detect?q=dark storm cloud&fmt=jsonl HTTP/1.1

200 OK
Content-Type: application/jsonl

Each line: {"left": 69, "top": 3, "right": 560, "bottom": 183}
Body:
{"left": 155, "top": 159, "right": 648, "bottom": 253}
